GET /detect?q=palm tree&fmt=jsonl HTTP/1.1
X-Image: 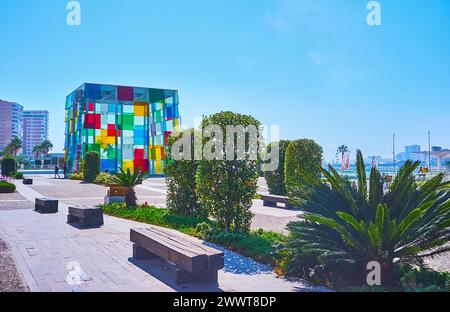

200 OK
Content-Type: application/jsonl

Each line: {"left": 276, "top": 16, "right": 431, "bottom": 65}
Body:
{"left": 286, "top": 150, "right": 450, "bottom": 287}
{"left": 32, "top": 144, "right": 42, "bottom": 159}
{"left": 336, "top": 145, "right": 349, "bottom": 166}
{"left": 10, "top": 137, "right": 22, "bottom": 157}
{"left": 40, "top": 140, "right": 53, "bottom": 157}
{"left": 111, "top": 167, "right": 146, "bottom": 208}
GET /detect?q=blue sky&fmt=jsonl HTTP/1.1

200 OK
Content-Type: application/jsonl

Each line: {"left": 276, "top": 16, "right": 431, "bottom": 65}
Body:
{"left": 0, "top": 0, "right": 449, "bottom": 161}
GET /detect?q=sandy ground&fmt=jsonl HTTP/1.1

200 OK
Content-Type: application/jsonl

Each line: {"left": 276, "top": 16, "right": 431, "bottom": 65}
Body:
{"left": 0, "top": 238, "right": 29, "bottom": 292}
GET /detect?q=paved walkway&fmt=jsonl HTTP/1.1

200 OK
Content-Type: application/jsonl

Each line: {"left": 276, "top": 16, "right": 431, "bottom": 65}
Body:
{"left": 21, "top": 175, "right": 300, "bottom": 233}
{"left": 0, "top": 180, "right": 325, "bottom": 292}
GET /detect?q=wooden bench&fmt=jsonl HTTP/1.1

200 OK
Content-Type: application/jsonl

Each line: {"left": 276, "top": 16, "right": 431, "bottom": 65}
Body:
{"left": 35, "top": 198, "right": 58, "bottom": 214}
{"left": 23, "top": 178, "right": 33, "bottom": 185}
{"left": 260, "top": 194, "right": 297, "bottom": 209}
{"left": 67, "top": 205, "right": 104, "bottom": 228}
{"left": 130, "top": 227, "right": 224, "bottom": 285}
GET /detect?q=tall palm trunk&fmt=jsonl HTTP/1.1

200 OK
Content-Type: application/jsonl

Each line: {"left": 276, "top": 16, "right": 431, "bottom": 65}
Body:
{"left": 125, "top": 187, "right": 137, "bottom": 208}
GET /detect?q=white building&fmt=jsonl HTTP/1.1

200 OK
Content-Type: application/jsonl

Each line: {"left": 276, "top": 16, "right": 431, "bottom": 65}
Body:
{"left": 23, "top": 110, "right": 49, "bottom": 156}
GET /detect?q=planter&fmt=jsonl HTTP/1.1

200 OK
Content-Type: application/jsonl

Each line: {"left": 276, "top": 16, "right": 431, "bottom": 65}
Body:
{"left": 104, "top": 195, "right": 125, "bottom": 205}
{"left": 108, "top": 185, "right": 128, "bottom": 197}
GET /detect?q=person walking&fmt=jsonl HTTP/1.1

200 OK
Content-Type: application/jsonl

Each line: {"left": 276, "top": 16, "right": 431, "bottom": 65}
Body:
{"left": 63, "top": 163, "right": 68, "bottom": 179}
{"left": 54, "top": 164, "right": 60, "bottom": 179}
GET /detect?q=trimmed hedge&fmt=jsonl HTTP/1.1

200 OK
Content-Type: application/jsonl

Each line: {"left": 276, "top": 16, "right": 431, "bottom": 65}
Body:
{"left": 1, "top": 157, "right": 16, "bottom": 177}
{"left": 285, "top": 139, "right": 323, "bottom": 194}
{"left": 84, "top": 152, "right": 100, "bottom": 183}
{"left": 264, "top": 140, "right": 291, "bottom": 195}
{"left": 0, "top": 180, "right": 16, "bottom": 193}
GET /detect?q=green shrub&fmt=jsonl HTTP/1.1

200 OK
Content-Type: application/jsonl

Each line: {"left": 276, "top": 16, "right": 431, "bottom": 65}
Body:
{"left": 285, "top": 150, "right": 450, "bottom": 289}
{"left": 400, "top": 266, "right": 450, "bottom": 292}
{"left": 13, "top": 172, "right": 24, "bottom": 179}
{"left": 93, "top": 172, "right": 114, "bottom": 186}
{"left": 70, "top": 172, "right": 84, "bottom": 181}
{"left": 196, "top": 111, "right": 261, "bottom": 233}
{"left": 165, "top": 129, "right": 206, "bottom": 218}
{"left": 285, "top": 139, "right": 323, "bottom": 195}
{"left": 84, "top": 152, "right": 100, "bottom": 183}
{"left": 0, "top": 180, "right": 16, "bottom": 193}
{"left": 1, "top": 157, "right": 16, "bottom": 177}
{"left": 264, "top": 140, "right": 291, "bottom": 195}
{"left": 195, "top": 222, "right": 214, "bottom": 239}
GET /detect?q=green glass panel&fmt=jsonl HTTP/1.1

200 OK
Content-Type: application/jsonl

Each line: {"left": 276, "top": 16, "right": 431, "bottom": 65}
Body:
{"left": 85, "top": 144, "right": 100, "bottom": 153}
{"left": 155, "top": 110, "right": 162, "bottom": 122}
{"left": 107, "top": 147, "right": 116, "bottom": 159}
{"left": 122, "top": 113, "right": 134, "bottom": 130}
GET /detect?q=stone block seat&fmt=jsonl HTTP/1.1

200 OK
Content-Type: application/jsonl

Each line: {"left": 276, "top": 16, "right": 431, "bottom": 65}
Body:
{"left": 35, "top": 198, "right": 58, "bottom": 214}
{"left": 67, "top": 205, "right": 104, "bottom": 228}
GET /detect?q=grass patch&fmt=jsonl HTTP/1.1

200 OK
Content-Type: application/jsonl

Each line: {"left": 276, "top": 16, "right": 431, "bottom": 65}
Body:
{"left": 100, "top": 203, "right": 285, "bottom": 266}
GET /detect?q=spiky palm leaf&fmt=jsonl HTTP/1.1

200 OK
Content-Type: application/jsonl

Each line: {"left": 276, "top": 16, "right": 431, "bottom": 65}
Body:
{"left": 286, "top": 150, "right": 450, "bottom": 287}
{"left": 111, "top": 167, "right": 146, "bottom": 207}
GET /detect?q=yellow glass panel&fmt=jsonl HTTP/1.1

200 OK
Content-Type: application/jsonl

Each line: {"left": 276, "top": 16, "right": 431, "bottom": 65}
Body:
{"left": 155, "top": 147, "right": 162, "bottom": 160}
{"left": 134, "top": 102, "right": 148, "bottom": 117}
{"left": 106, "top": 137, "right": 115, "bottom": 145}
{"left": 122, "top": 161, "right": 134, "bottom": 172}
{"left": 155, "top": 161, "right": 162, "bottom": 174}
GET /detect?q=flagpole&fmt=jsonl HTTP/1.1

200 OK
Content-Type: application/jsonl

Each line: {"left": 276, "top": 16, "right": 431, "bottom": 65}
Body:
{"left": 393, "top": 133, "right": 396, "bottom": 173}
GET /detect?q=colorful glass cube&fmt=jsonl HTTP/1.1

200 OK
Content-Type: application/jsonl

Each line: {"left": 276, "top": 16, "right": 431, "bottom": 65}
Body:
{"left": 64, "top": 83, "right": 181, "bottom": 175}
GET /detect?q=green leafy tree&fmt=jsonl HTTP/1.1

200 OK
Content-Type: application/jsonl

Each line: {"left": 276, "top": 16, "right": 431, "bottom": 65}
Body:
{"left": 285, "top": 150, "right": 450, "bottom": 288}
{"left": 264, "top": 140, "right": 291, "bottom": 195}
{"left": 285, "top": 139, "right": 323, "bottom": 195}
{"left": 1, "top": 157, "right": 17, "bottom": 177}
{"left": 196, "top": 111, "right": 261, "bottom": 233}
{"left": 84, "top": 151, "right": 100, "bottom": 183}
{"left": 165, "top": 129, "right": 206, "bottom": 217}
{"left": 2, "top": 144, "right": 14, "bottom": 158}
{"left": 111, "top": 168, "right": 146, "bottom": 207}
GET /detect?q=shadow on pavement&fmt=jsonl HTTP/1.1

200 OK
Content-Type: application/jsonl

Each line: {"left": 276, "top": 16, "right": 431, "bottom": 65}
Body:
{"left": 128, "top": 257, "right": 223, "bottom": 292}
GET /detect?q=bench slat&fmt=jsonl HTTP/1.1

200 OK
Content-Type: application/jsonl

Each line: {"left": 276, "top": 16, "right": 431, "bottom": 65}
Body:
{"left": 145, "top": 227, "right": 224, "bottom": 271}
{"left": 130, "top": 227, "right": 224, "bottom": 273}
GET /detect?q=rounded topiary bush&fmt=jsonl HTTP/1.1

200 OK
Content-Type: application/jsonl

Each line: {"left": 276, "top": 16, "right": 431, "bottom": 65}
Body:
{"left": 0, "top": 180, "right": 16, "bottom": 193}
{"left": 264, "top": 140, "right": 291, "bottom": 195}
{"left": 285, "top": 139, "right": 323, "bottom": 195}
{"left": 1, "top": 157, "right": 17, "bottom": 177}
{"left": 84, "top": 152, "right": 100, "bottom": 183}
